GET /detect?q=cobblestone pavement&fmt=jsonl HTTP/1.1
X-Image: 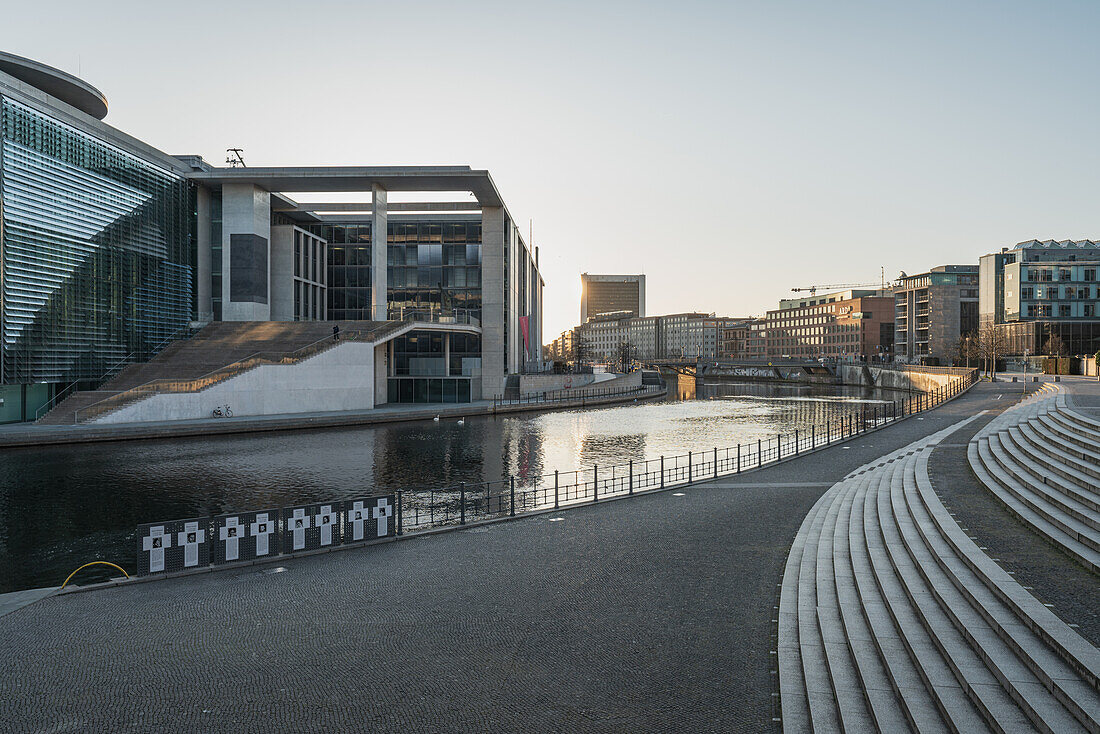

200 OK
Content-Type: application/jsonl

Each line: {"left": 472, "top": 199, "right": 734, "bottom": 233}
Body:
{"left": 0, "top": 384, "right": 1012, "bottom": 734}
{"left": 928, "top": 385, "right": 1100, "bottom": 647}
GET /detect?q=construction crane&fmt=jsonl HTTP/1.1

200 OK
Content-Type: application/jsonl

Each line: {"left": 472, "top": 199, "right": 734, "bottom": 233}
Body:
{"left": 226, "top": 148, "right": 246, "bottom": 167}
{"left": 792, "top": 267, "right": 889, "bottom": 296}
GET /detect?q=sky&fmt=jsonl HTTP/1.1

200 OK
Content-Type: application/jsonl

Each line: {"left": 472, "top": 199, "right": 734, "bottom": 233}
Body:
{"left": 4, "top": 0, "right": 1100, "bottom": 342}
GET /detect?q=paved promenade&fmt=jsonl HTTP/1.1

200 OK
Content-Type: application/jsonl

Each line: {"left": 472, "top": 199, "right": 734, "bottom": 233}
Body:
{"left": 0, "top": 384, "right": 1018, "bottom": 733}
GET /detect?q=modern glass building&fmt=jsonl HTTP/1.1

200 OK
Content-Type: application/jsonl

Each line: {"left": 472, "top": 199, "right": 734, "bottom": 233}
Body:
{"left": 1, "top": 51, "right": 544, "bottom": 423}
{"left": 0, "top": 52, "right": 195, "bottom": 422}
{"left": 979, "top": 240, "right": 1100, "bottom": 356}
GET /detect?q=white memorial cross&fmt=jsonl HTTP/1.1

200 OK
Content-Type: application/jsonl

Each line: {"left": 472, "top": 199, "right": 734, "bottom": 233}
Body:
{"left": 348, "top": 501, "right": 368, "bottom": 541}
{"left": 250, "top": 513, "right": 276, "bottom": 556}
{"left": 289, "top": 508, "right": 311, "bottom": 550}
{"left": 176, "top": 521, "right": 205, "bottom": 568}
{"left": 316, "top": 505, "right": 338, "bottom": 546}
{"left": 373, "top": 497, "right": 394, "bottom": 537}
{"left": 219, "top": 516, "right": 245, "bottom": 561}
{"left": 142, "top": 525, "right": 171, "bottom": 573}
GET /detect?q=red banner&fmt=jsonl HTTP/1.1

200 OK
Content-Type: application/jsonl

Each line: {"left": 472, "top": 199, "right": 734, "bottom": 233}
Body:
{"left": 519, "top": 316, "right": 530, "bottom": 353}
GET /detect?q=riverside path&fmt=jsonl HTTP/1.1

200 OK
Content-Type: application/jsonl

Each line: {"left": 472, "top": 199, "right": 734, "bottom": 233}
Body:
{"left": 0, "top": 382, "right": 1024, "bottom": 733}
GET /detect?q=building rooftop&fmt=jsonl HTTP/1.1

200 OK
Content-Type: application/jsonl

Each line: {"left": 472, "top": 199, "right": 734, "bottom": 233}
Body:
{"left": 0, "top": 50, "right": 107, "bottom": 119}
{"left": 1013, "top": 239, "right": 1100, "bottom": 250}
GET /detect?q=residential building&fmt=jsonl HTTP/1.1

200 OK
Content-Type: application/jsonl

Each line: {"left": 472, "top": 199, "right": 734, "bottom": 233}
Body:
{"left": 893, "top": 265, "right": 979, "bottom": 365}
{"left": 0, "top": 51, "right": 542, "bottom": 421}
{"left": 764, "top": 289, "right": 894, "bottom": 361}
{"left": 979, "top": 240, "right": 1100, "bottom": 355}
{"left": 579, "top": 273, "right": 645, "bottom": 323}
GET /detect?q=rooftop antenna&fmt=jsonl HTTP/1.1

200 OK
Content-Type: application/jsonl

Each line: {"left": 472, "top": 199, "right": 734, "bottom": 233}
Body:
{"left": 226, "top": 148, "right": 246, "bottom": 167}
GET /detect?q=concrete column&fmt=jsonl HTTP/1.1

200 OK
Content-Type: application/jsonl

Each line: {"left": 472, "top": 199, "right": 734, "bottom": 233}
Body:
{"left": 481, "top": 206, "right": 505, "bottom": 397}
{"left": 371, "top": 184, "right": 388, "bottom": 321}
{"left": 221, "top": 183, "right": 271, "bottom": 321}
{"left": 444, "top": 332, "right": 451, "bottom": 376}
{"left": 195, "top": 186, "right": 213, "bottom": 323}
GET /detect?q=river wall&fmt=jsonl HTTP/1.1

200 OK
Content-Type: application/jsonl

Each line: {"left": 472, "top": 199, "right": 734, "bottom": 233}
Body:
{"left": 835, "top": 365, "right": 954, "bottom": 392}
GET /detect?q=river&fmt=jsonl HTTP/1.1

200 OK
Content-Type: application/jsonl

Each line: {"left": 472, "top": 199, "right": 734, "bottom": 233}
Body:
{"left": 0, "top": 380, "right": 902, "bottom": 592}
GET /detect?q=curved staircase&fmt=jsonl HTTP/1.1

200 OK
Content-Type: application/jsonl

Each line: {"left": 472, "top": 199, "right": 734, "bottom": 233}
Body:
{"left": 969, "top": 384, "right": 1100, "bottom": 574}
{"left": 779, "top": 411, "right": 1100, "bottom": 732}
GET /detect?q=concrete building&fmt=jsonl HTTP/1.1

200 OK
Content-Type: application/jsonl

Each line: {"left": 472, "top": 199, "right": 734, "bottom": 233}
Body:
{"left": 571, "top": 311, "right": 731, "bottom": 362}
{"left": 0, "top": 51, "right": 543, "bottom": 422}
{"left": 579, "top": 273, "right": 645, "bottom": 324}
{"left": 764, "top": 289, "right": 894, "bottom": 361}
{"left": 893, "top": 265, "right": 979, "bottom": 365}
{"left": 979, "top": 239, "right": 1100, "bottom": 356}
{"left": 719, "top": 318, "right": 764, "bottom": 359}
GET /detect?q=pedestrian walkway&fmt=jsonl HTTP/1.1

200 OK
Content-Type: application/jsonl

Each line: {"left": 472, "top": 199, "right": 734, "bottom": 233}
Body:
{"left": 0, "top": 383, "right": 1018, "bottom": 733}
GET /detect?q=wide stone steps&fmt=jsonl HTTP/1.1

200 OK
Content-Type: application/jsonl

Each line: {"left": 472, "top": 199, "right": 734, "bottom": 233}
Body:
{"left": 1035, "top": 413, "right": 1100, "bottom": 457}
{"left": 969, "top": 384, "right": 1100, "bottom": 574}
{"left": 780, "top": 412, "right": 1100, "bottom": 732}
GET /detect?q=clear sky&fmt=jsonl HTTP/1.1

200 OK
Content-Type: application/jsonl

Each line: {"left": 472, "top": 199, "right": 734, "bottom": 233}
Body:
{"left": 4, "top": 1, "right": 1099, "bottom": 342}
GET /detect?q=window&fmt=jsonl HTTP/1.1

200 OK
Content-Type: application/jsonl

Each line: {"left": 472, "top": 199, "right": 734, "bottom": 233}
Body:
{"left": 1060, "top": 304, "right": 1071, "bottom": 318}
{"left": 1085, "top": 269, "right": 1097, "bottom": 282}
{"left": 1060, "top": 268, "right": 1072, "bottom": 281}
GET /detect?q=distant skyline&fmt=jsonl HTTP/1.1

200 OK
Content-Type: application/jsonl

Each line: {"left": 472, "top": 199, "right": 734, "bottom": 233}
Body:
{"left": 4, "top": 0, "right": 1099, "bottom": 340}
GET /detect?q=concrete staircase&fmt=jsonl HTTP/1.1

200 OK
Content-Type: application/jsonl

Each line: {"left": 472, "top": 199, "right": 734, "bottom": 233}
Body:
{"left": 37, "top": 321, "right": 388, "bottom": 425}
{"left": 970, "top": 384, "right": 1100, "bottom": 574}
{"left": 779, "top": 414, "right": 1100, "bottom": 732}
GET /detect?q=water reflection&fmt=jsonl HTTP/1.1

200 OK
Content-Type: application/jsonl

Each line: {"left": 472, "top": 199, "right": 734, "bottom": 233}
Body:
{"left": 0, "top": 380, "right": 899, "bottom": 592}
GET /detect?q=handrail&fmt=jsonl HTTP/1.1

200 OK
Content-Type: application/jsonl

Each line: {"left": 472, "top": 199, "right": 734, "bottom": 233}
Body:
{"left": 35, "top": 324, "right": 197, "bottom": 421}
{"left": 74, "top": 325, "right": 396, "bottom": 423}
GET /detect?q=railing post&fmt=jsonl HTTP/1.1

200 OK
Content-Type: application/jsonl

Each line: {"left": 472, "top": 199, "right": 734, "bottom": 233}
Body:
{"left": 737, "top": 443, "right": 741, "bottom": 473}
{"left": 795, "top": 430, "right": 799, "bottom": 456}
{"left": 510, "top": 476, "right": 516, "bottom": 517}
{"left": 714, "top": 447, "right": 718, "bottom": 478}
{"left": 811, "top": 425, "right": 815, "bottom": 450}
{"left": 629, "top": 460, "right": 634, "bottom": 494}
{"left": 460, "top": 482, "right": 466, "bottom": 525}
{"left": 777, "top": 434, "right": 781, "bottom": 461}
{"left": 688, "top": 451, "right": 693, "bottom": 484}
{"left": 554, "top": 470, "right": 560, "bottom": 509}
{"left": 593, "top": 466, "right": 599, "bottom": 502}
{"left": 660, "top": 456, "right": 665, "bottom": 488}
{"left": 758, "top": 438, "right": 762, "bottom": 467}
{"left": 397, "top": 491, "right": 404, "bottom": 536}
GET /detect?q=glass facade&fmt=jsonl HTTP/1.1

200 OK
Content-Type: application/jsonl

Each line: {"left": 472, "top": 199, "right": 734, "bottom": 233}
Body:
{"left": 0, "top": 97, "right": 194, "bottom": 385}
{"left": 314, "top": 219, "right": 481, "bottom": 322}
{"left": 387, "top": 329, "right": 480, "bottom": 403}
{"left": 318, "top": 223, "right": 371, "bottom": 320}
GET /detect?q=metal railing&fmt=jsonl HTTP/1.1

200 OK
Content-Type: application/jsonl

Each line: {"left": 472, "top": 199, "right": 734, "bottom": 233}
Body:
{"left": 492, "top": 383, "right": 663, "bottom": 409}
{"left": 393, "top": 367, "right": 979, "bottom": 534}
{"left": 35, "top": 324, "right": 198, "bottom": 421}
{"left": 74, "top": 326, "right": 389, "bottom": 424}
{"left": 132, "top": 367, "right": 979, "bottom": 567}
{"left": 390, "top": 307, "right": 481, "bottom": 328}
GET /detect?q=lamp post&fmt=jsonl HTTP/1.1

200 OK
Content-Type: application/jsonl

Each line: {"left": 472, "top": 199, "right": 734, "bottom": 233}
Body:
{"left": 1023, "top": 348, "right": 1029, "bottom": 394}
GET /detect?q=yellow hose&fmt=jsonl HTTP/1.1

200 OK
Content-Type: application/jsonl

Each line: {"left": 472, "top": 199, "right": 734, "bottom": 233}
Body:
{"left": 60, "top": 561, "right": 130, "bottom": 590}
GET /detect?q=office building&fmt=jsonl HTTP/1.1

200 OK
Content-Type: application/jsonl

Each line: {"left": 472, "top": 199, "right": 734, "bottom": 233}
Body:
{"left": 979, "top": 239, "right": 1100, "bottom": 356}
{"left": 579, "top": 273, "right": 645, "bottom": 323}
{"left": 572, "top": 311, "right": 730, "bottom": 362}
{"left": 893, "top": 265, "right": 979, "bottom": 365}
{"left": 0, "top": 51, "right": 542, "bottom": 422}
{"left": 764, "top": 289, "right": 894, "bottom": 361}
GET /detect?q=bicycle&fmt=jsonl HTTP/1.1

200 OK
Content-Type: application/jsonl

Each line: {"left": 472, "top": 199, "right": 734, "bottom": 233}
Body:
{"left": 212, "top": 405, "right": 234, "bottom": 418}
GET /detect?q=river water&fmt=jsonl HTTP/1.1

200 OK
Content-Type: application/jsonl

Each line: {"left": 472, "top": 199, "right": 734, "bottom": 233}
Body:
{"left": 0, "top": 381, "right": 901, "bottom": 592}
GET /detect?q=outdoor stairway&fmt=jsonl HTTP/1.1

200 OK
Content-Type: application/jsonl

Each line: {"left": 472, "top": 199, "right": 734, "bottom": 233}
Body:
{"left": 779, "top": 414, "right": 1100, "bottom": 733}
{"left": 37, "top": 321, "right": 391, "bottom": 425}
{"left": 969, "top": 384, "right": 1100, "bottom": 574}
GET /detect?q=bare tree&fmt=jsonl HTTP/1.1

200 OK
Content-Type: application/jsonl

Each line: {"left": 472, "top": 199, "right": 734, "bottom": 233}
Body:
{"left": 615, "top": 341, "right": 639, "bottom": 373}
{"left": 956, "top": 332, "right": 980, "bottom": 368}
{"left": 978, "top": 322, "right": 1008, "bottom": 380}
{"left": 571, "top": 336, "right": 593, "bottom": 367}
{"left": 1043, "top": 329, "right": 1067, "bottom": 357}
